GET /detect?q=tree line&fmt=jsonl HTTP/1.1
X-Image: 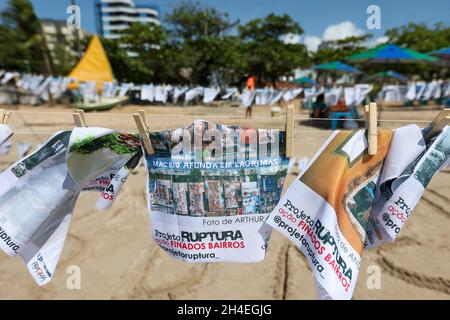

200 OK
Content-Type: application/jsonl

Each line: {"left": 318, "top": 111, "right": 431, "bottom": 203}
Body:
{"left": 0, "top": 0, "right": 449, "bottom": 86}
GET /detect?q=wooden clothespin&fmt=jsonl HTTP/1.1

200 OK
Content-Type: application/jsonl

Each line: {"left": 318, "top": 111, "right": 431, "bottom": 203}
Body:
{"left": 133, "top": 112, "right": 154, "bottom": 155}
{"left": 425, "top": 108, "right": 449, "bottom": 141}
{"left": 72, "top": 109, "right": 87, "bottom": 127}
{"left": 367, "top": 102, "right": 378, "bottom": 155}
{"left": 364, "top": 104, "right": 369, "bottom": 122}
{"left": 285, "top": 105, "right": 295, "bottom": 158}
{"left": 0, "top": 109, "right": 10, "bottom": 124}
{"left": 138, "top": 109, "right": 148, "bottom": 127}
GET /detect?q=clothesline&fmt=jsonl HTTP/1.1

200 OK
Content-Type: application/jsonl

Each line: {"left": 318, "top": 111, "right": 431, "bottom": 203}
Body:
{"left": 297, "top": 117, "right": 431, "bottom": 123}
{"left": 12, "top": 111, "right": 285, "bottom": 120}
{"left": 4, "top": 110, "right": 434, "bottom": 123}
{"left": 1, "top": 116, "right": 447, "bottom": 294}
{"left": 6, "top": 129, "right": 426, "bottom": 135}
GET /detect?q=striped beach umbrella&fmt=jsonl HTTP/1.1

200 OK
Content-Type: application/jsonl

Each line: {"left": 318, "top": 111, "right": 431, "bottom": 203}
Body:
{"left": 365, "top": 70, "right": 407, "bottom": 83}
{"left": 313, "top": 61, "right": 361, "bottom": 73}
{"left": 429, "top": 47, "right": 450, "bottom": 59}
{"left": 291, "top": 76, "right": 317, "bottom": 86}
{"left": 348, "top": 44, "right": 437, "bottom": 64}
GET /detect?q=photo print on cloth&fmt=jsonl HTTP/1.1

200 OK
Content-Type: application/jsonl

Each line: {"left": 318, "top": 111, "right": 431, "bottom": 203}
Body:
{"left": 142, "top": 120, "right": 290, "bottom": 263}
{"left": 0, "top": 127, "right": 141, "bottom": 285}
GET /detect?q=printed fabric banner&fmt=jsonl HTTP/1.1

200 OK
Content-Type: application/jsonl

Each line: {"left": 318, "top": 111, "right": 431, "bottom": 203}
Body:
{"left": 366, "top": 125, "right": 449, "bottom": 247}
{"left": 267, "top": 124, "right": 449, "bottom": 299}
{"left": 0, "top": 124, "right": 13, "bottom": 155}
{"left": 267, "top": 128, "right": 394, "bottom": 300}
{"left": 144, "top": 120, "right": 289, "bottom": 263}
{"left": 0, "top": 127, "right": 141, "bottom": 285}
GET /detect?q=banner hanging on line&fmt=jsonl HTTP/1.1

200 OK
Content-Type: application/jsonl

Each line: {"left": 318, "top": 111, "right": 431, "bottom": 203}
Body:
{"left": 0, "top": 124, "right": 13, "bottom": 155}
{"left": 0, "top": 127, "right": 141, "bottom": 285}
{"left": 366, "top": 125, "right": 449, "bottom": 247}
{"left": 267, "top": 124, "right": 449, "bottom": 299}
{"left": 143, "top": 119, "right": 289, "bottom": 263}
{"left": 267, "top": 127, "right": 394, "bottom": 299}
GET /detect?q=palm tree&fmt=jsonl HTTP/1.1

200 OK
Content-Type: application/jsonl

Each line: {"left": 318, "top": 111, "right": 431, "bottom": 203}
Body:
{"left": 2, "top": 0, "right": 54, "bottom": 105}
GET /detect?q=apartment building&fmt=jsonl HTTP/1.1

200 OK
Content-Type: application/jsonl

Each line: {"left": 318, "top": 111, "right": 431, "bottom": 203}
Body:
{"left": 95, "top": 0, "right": 160, "bottom": 40}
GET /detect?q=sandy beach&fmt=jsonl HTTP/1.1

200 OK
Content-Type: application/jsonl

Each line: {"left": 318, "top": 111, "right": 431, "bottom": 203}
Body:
{"left": 0, "top": 103, "right": 448, "bottom": 299}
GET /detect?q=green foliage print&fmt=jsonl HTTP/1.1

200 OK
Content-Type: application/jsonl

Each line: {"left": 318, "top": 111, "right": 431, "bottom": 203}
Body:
{"left": 70, "top": 133, "right": 141, "bottom": 156}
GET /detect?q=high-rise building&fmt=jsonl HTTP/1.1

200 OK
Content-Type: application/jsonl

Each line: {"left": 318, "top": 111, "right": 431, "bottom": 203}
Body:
{"left": 41, "top": 19, "right": 87, "bottom": 60}
{"left": 95, "top": 0, "right": 160, "bottom": 40}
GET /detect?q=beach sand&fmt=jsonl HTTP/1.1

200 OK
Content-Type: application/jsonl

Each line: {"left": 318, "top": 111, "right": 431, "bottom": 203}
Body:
{"left": 0, "top": 103, "right": 448, "bottom": 299}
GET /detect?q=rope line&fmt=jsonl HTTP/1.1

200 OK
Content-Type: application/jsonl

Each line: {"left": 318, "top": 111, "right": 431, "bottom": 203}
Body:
{"left": 9, "top": 129, "right": 426, "bottom": 135}
{"left": 5, "top": 110, "right": 434, "bottom": 123}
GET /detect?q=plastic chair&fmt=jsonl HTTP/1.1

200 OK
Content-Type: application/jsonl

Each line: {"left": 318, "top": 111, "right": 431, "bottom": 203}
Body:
{"left": 330, "top": 111, "right": 356, "bottom": 130}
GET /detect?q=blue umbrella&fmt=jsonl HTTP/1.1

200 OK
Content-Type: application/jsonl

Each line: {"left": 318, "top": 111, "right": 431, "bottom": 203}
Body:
{"left": 313, "top": 61, "right": 361, "bottom": 73}
{"left": 349, "top": 44, "right": 437, "bottom": 63}
{"left": 291, "top": 76, "right": 317, "bottom": 86}
{"left": 349, "top": 44, "right": 438, "bottom": 84}
{"left": 365, "top": 70, "right": 407, "bottom": 83}
{"left": 430, "top": 47, "right": 450, "bottom": 59}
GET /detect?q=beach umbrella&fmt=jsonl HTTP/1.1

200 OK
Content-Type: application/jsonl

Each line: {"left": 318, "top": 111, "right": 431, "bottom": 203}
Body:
{"left": 429, "top": 47, "right": 450, "bottom": 66}
{"left": 291, "top": 76, "right": 317, "bottom": 86}
{"left": 313, "top": 61, "right": 361, "bottom": 73}
{"left": 429, "top": 47, "right": 450, "bottom": 59}
{"left": 365, "top": 70, "right": 407, "bottom": 83}
{"left": 313, "top": 61, "right": 361, "bottom": 87}
{"left": 349, "top": 44, "right": 437, "bottom": 93}
{"left": 348, "top": 44, "right": 438, "bottom": 64}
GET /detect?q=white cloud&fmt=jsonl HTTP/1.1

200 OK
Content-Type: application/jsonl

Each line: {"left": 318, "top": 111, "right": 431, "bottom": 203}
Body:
{"left": 322, "top": 21, "right": 364, "bottom": 41}
{"left": 302, "top": 21, "right": 372, "bottom": 52}
{"left": 282, "top": 33, "right": 301, "bottom": 44}
{"left": 303, "top": 35, "right": 322, "bottom": 52}
{"left": 283, "top": 33, "right": 322, "bottom": 52}
{"left": 295, "top": 20, "right": 388, "bottom": 53}
{"left": 375, "top": 36, "right": 388, "bottom": 45}
{"left": 364, "top": 36, "right": 389, "bottom": 48}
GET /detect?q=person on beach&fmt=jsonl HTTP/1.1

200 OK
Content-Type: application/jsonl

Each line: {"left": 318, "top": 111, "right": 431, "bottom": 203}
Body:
{"left": 311, "top": 93, "right": 329, "bottom": 119}
{"left": 245, "top": 75, "right": 255, "bottom": 118}
{"left": 310, "top": 93, "right": 330, "bottom": 128}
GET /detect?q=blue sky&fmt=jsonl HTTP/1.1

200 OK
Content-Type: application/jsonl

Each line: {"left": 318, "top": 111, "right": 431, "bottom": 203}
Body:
{"left": 0, "top": 0, "right": 449, "bottom": 51}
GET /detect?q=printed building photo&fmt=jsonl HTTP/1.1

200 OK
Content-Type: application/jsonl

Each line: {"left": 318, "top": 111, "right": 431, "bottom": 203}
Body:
{"left": 148, "top": 166, "right": 287, "bottom": 217}
{"left": 147, "top": 120, "right": 288, "bottom": 217}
